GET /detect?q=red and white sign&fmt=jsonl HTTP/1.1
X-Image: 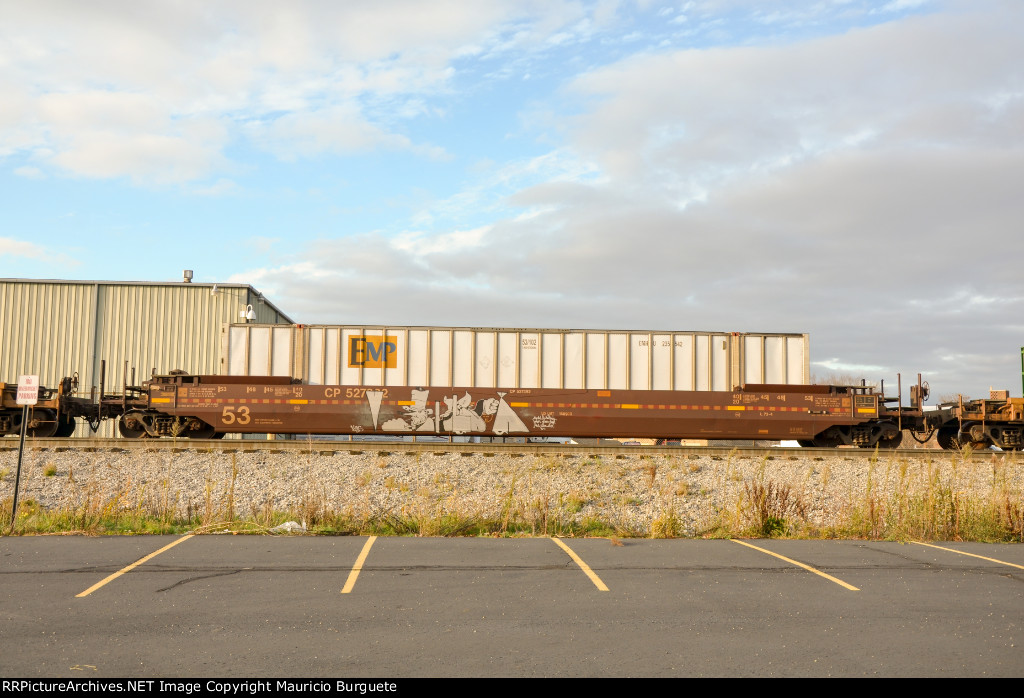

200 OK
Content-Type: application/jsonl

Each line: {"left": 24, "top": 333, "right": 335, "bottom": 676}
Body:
{"left": 16, "top": 375, "right": 39, "bottom": 406}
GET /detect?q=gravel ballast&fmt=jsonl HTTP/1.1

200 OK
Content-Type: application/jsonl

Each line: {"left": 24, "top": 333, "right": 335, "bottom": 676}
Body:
{"left": 3, "top": 445, "right": 1022, "bottom": 536}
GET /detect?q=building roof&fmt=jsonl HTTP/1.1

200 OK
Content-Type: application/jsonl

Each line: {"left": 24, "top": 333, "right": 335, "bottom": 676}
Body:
{"left": 1, "top": 276, "right": 294, "bottom": 324}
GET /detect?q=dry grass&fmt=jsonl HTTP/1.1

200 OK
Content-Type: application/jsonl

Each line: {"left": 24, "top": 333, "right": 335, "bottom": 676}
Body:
{"left": 825, "top": 454, "right": 1024, "bottom": 542}
{"left": 2, "top": 449, "right": 1022, "bottom": 541}
{"left": 732, "top": 479, "right": 810, "bottom": 537}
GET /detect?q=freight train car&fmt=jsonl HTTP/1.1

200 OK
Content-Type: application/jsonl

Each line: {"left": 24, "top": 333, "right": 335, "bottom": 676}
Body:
{"left": 933, "top": 390, "right": 1024, "bottom": 451}
{"left": 1, "top": 376, "right": 85, "bottom": 437}
{"left": 115, "top": 372, "right": 918, "bottom": 448}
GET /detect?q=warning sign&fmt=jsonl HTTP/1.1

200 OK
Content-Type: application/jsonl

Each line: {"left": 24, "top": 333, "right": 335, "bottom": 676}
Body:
{"left": 16, "top": 375, "right": 39, "bottom": 406}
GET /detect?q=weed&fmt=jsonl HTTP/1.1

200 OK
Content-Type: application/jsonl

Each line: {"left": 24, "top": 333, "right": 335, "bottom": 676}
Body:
{"left": 43, "top": 463, "right": 57, "bottom": 477}
{"left": 741, "top": 479, "right": 808, "bottom": 537}
{"left": 650, "top": 509, "right": 681, "bottom": 538}
{"left": 643, "top": 462, "right": 658, "bottom": 488}
{"left": 1000, "top": 495, "right": 1024, "bottom": 542}
{"left": 564, "top": 492, "right": 586, "bottom": 515}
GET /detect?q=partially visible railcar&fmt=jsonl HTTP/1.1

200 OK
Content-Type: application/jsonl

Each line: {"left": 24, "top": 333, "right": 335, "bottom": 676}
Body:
{"left": 1, "top": 376, "right": 83, "bottom": 437}
{"left": 933, "top": 390, "right": 1024, "bottom": 451}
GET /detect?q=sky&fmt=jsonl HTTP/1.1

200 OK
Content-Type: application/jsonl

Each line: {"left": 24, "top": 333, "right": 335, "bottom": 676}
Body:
{"left": 1, "top": 0, "right": 1022, "bottom": 400}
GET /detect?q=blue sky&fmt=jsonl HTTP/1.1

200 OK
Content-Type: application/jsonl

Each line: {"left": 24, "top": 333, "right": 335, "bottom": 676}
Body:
{"left": 2, "top": 0, "right": 1022, "bottom": 399}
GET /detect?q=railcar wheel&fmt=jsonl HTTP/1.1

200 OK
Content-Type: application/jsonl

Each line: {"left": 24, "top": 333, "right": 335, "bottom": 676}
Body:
{"left": 118, "top": 413, "right": 149, "bottom": 439}
{"left": 54, "top": 415, "right": 76, "bottom": 437}
{"left": 797, "top": 440, "right": 815, "bottom": 448}
{"left": 812, "top": 432, "right": 844, "bottom": 448}
{"left": 187, "top": 420, "right": 217, "bottom": 439}
{"left": 936, "top": 428, "right": 960, "bottom": 450}
{"left": 27, "top": 409, "right": 59, "bottom": 438}
{"left": 876, "top": 430, "right": 903, "bottom": 449}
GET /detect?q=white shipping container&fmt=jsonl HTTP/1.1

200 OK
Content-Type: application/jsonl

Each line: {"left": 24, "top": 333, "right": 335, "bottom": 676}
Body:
{"left": 222, "top": 325, "right": 810, "bottom": 391}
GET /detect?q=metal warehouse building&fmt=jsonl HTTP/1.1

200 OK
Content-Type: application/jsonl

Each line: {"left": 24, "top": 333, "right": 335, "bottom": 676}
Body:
{"left": 1, "top": 274, "right": 293, "bottom": 435}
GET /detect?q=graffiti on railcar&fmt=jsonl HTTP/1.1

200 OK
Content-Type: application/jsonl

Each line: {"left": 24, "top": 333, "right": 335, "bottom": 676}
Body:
{"left": 368, "top": 388, "right": 528, "bottom": 435}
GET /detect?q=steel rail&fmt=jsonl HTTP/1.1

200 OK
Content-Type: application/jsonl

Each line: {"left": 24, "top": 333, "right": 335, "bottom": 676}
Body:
{"left": 0, "top": 437, "right": 1001, "bottom": 460}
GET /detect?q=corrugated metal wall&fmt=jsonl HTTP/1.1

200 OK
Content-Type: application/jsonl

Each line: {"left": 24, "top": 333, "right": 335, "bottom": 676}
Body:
{"left": 1, "top": 279, "right": 292, "bottom": 436}
{"left": 0, "top": 282, "right": 95, "bottom": 390}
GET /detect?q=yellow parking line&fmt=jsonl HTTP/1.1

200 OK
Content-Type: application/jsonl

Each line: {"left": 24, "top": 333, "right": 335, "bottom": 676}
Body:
{"left": 76, "top": 534, "right": 195, "bottom": 598}
{"left": 731, "top": 539, "right": 859, "bottom": 591}
{"left": 341, "top": 536, "right": 377, "bottom": 594}
{"left": 551, "top": 538, "right": 609, "bottom": 591}
{"left": 911, "top": 541, "right": 1024, "bottom": 570}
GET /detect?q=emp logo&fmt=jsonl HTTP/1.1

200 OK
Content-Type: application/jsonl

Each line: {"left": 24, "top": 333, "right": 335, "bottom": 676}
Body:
{"left": 348, "top": 335, "right": 398, "bottom": 368}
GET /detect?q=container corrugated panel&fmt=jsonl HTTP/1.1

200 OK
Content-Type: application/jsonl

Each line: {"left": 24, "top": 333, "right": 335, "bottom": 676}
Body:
{"left": 225, "top": 325, "right": 810, "bottom": 390}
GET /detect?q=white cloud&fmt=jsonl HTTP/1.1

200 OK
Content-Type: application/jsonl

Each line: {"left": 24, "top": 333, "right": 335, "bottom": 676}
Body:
{"left": 0, "top": 236, "right": 78, "bottom": 266}
{"left": 13, "top": 166, "right": 44, "bottom": 179}
{"left": 50, "top": 130, "right": 229, "bottom": 185}
{"left": 249, "top": 105, "right": 448, "bottom": 161}
{"left": 392, "top": 226, "right": 490, "bottom": 256}
{"left": 563, "top": 6, "right": 1023, "bottom": 199}
{"left": 0, "top": 237, "right": 49, "bottom": 260}
{"left": 0, "top": 0, "right": 598, "bottom": 184}
{"left": 191, "top": 178, "right": 241, "bottom": 197}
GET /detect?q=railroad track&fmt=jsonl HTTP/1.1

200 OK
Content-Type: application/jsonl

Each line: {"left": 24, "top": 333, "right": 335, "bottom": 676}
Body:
{"left": 0, "top": 437, "right": 970, "bottom": 460}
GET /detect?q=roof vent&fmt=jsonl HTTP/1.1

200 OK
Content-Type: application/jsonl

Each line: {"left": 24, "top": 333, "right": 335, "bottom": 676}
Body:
{"left": 183, "top": 270, "right": 193, "bottom": 283}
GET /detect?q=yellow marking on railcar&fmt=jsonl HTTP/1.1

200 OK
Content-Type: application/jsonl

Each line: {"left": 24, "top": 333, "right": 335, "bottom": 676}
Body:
{"left": 397, "top": 401, "right": 417, "bottom": 406}
{"left": 621, "top": 404, "right": 639, "bottom": 409}
{"left": 289, "top": 399, "right": 308, "bottom": 404}
{"left": 856, "top": 408, "right": 876, "bottom": 414}
{"left": 151, "top": 398, "right": 171, "bottom": 403}
{"left": 727, "top": 406, "right": 745, "bottom": 411}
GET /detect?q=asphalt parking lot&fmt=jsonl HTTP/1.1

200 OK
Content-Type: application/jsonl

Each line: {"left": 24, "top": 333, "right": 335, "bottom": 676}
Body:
{"left": 1, "top": 536, "right": 1022, "bottom": 677}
